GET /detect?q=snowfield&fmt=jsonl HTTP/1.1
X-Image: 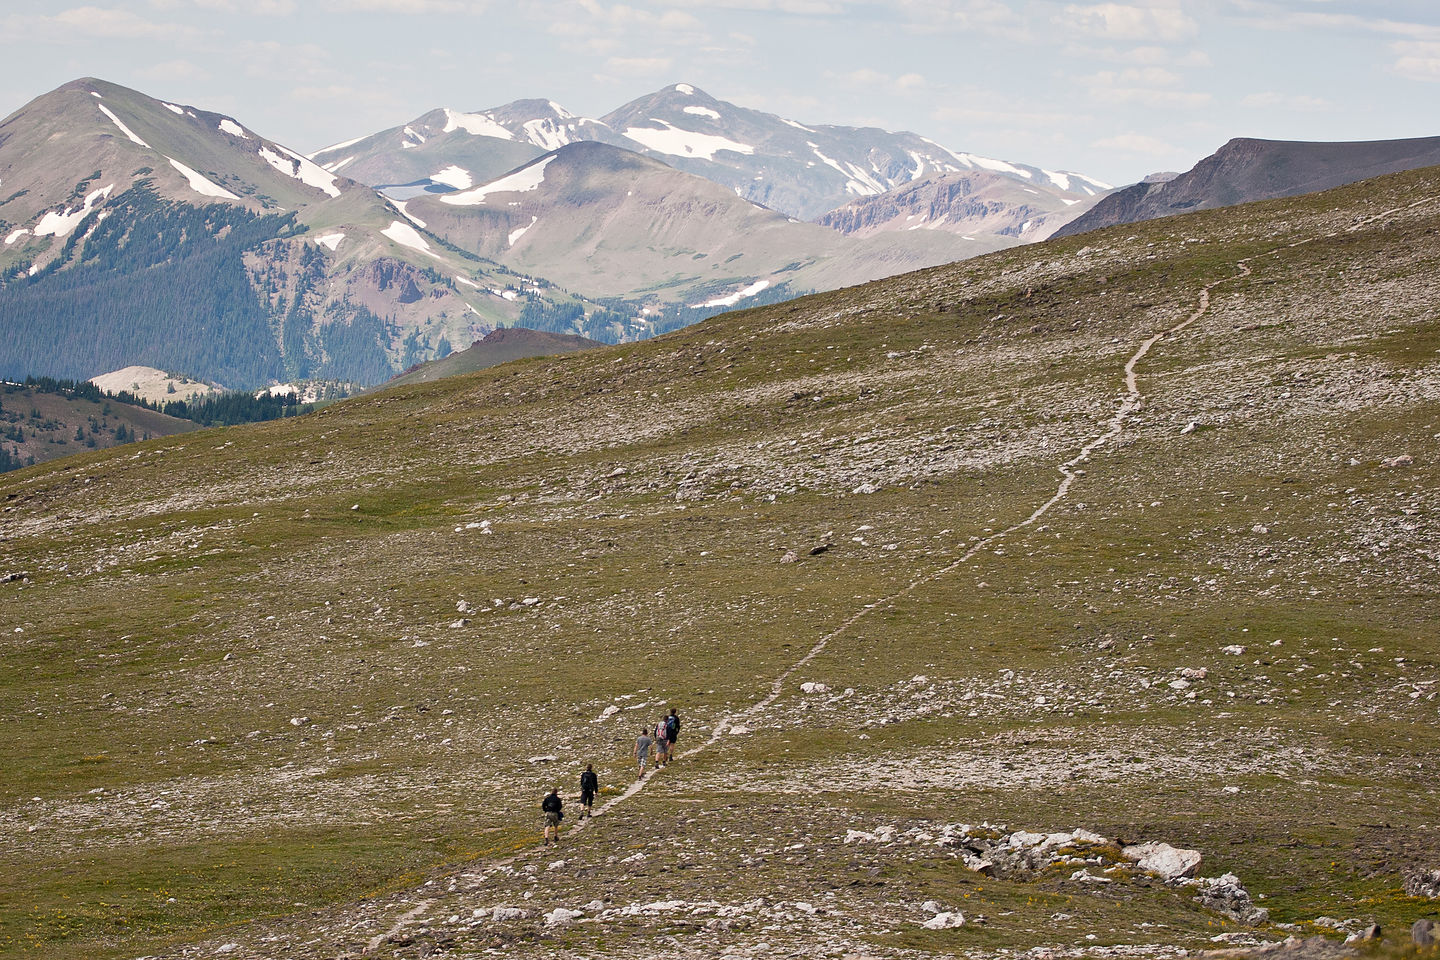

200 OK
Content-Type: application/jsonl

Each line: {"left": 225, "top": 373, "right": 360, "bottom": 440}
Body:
{"left": 34, "top": 184, "right": 114, "bottom": 238}
{"left": 166, "top": 157, "right": 240, "bottom": 200}
{"left": 96, "top": 104, "right": 149, "bottom": 148}
{"left": 313, "top": 232, "right": 345, "bottom": 251}
{"left": 692, "top": 279, "right": 769, "bottom": 308}
{"left": 442, "top": 108, "right": 513, "bottom": 140}
{"left": 508, "top": 215, "right": 538, "bottom": 246}
{"left": 4, "top": 228, "right": 30, "bottom": 245}
{"left": 382, "top": 220, "right": 435, "bottom": 256}
{"left": 218, "top": 118, "right": 248, "bottom": 139}
{"left": 258, "top": 145, "right": 342, "bottom": 198}
{"left": 683, "top": 106, "right": 721, "bottom": 120}
{"left": 441, "top": 156, "right": 556, "bottom": 206}
{"left": 623, "top": 120, "right": 754, "bottom": 160}
{"left": 387, "top": 198, "right": 427, "bottom": 228}
{"left": 430, "top": 165, "right": 474, "bottom": 190}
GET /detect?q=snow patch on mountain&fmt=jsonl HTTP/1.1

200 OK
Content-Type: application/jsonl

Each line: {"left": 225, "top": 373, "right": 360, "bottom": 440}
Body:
{"left": 623, "top": 120, "right": 754, "bottom": 161}
{"left": 97, "top": 104, "right": 149, "bottom": 148}
{"left": 313, "top": 232, "right": 345, "bottom": 251}
{"left": 387, "top": 198, "right": 426, "bottom": 228}
{"left": 692, "top": 279, "right": 769, "bottom": 308}
{"left": 523, "top": 118, "right": 576, "bottom": 151}
{"left": 674, "top": 83, "right": 695, "bottom": 95}
{"left": 442, "top": 108, "right": 514, "bottom": 140}
{"left": 258, "top": 144, "right": 342, "bottom": 198}
{"left": 311, "top": 134, "right": 365, "bottom": 158}
{"left": 1044, "top": 169, "right": 1071, "bottom": 191}
{"left": 683, "top": 106, "right": 721, "bottom": 120}
{"left": 218, "top": 118, "right": 248, "bottom": 139}
{"left": 508, "top": 215, "right": 538, "bottom": 246}
{"left": 324, "top": 156, "right": 356, "bottom": 172}
{"left": 5, "top": 228, "right": 31, "bottom": 245}
{"left": 782, "top": 118, "right": 816, "bottom": 133}
{"left": 166, "top": 157, "right": 239, "bottom": 199}
{"left": 548, "top": 100, "right": 576, "bottom": 120}
{"left": 34, "top": 184, "right": 114, "bottom": 238}
{"left": 431, "top": 165, "right": 474, "bottom": 190}
{"left": 441, "top": 156, "right": 556, "bottom": 205}
{"left": 403, "top": 125, "right": 426, "bottom": 145}
{"left": 382, "top": 220, "right": 435, "bottom": 255}
{"left": 161, "top": 102, "right": 184, "bottom": 115}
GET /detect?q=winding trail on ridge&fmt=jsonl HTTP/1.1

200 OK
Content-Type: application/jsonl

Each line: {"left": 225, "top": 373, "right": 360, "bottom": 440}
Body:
{"left": 361, "top": 258, "right": 1253, "bottom": 954}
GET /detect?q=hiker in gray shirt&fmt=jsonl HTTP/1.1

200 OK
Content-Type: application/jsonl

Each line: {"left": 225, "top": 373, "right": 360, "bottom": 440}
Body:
{"left": 634, "top": 727, "right": 654, "bottom": 779}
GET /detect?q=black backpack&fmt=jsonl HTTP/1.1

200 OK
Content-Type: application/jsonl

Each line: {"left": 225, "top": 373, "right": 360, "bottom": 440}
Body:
{"left": 665, "top": 714, "right": 679, "bottom": 740}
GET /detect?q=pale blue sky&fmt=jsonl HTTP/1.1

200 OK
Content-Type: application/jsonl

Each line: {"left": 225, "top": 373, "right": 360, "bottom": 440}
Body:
{"left": 1, "top": 0, "right": 1436, "bottom": 185}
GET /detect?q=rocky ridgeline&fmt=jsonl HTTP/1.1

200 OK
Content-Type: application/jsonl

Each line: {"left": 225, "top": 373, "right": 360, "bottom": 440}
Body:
{"left": 843, "top": 823, "right": 1267, "bottom": 927}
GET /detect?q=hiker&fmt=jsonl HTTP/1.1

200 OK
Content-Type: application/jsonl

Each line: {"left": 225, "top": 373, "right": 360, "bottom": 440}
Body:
{"left": 579, "top": 764, "right": 599, "bottom": 819}
{"left": 654, "top": 716, "right": 671, "bottom": 769}
{"left": 664, "top": 708, "right": 680, "bottom": 760}
{"left": 541, "top": 786, "right": 563, "bottom": 845}
{"left": 635, "top": 725, "right": 654, "bottom": 779}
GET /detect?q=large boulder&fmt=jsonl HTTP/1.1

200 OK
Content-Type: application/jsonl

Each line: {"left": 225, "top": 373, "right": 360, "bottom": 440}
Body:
{"left": 1122, "top": 841, "right": 1202, "bottom": 880}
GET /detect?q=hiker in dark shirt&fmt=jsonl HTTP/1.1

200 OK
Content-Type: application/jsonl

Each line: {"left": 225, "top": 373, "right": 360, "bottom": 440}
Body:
{"left": 664, "top": 708, "right": 681, "bottom": 760}
{"left": 541, "top": 786, "right": 563, "bottom": 845}
{"left": 579, "top": 764, "right": 599, "bottom": 820}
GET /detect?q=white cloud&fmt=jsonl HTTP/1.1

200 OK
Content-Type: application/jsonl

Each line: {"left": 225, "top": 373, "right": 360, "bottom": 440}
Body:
{"left": 1240, "top": 90, "right": 1332, "bottom": 110}
{"left": 1093, "top": 131, "right": 1182, "bottom": 156}
{"left": 0, "top": 6, "right": 200, "bottom": 42}
{"left": 832, "top": 67, "right": 929, "bottom": 95}
{"left": 602, "top": 55, "right": 676, "bottom": 76}
{"left": 1083, "top": 66, "right": 1211, "bottom": 107}
{"left": 136, "top": 58, "right": 210, "bottom": 82}
{"left": 1058, "top": 2, "right": 1199, "bottom": 43}
{"left": 1392, "top": 40, "right": 1440, "bottom": 82}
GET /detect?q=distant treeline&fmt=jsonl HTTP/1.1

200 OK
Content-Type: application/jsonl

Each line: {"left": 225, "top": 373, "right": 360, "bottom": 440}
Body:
{"left": 517, "top": 281, "right": 808, "bottom": 344}
{"left": 7, "top": 375, "right": 346, "bottom": 428}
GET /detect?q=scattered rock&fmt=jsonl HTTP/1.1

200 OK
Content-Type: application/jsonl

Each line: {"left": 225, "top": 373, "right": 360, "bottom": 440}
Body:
{"left": 1413, "top": 918, "right": 1437, "bottom": 946}
{"left": 289, "top": 716, "right": 311, "bottom": 727}
{"left": 920, "top": 910, "right": 965, "bottom": 929}
{"left": 779, "top": 550, "right": 799, "bottom": 563}
{"left": 1344, "top": 924, "right": 1380, "bottom": 943}
{"left": 1181, "top": 421, "right": 1198, "bottom": 434}
{"left": 543, "top": 907, "right": 584, "bottom": 925}
{"left": 808, "top": 544, "right": 831, "bottom": 556}
{"left": 800, "top": 681, "right": 829, "bottom": 694}
{"left": 1404, "top": 868, "right": 1440, "bottom": 898}
{"left": 1381, "top": 454, "right": 1414, "bottom": 468}
{"left": 1123, "top": 841, "right": 1202, "bottom": 880}
{"left": 490, "top": 906, "right": 530, "bottom": 921}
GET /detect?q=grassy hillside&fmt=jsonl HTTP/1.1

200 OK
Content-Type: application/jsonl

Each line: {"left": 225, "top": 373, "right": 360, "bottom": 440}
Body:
{"left": 0, "top": 382, "right": 199, "bottom": 472}
{"left": 1, "top": 166, "right": 1438, "bottom": 960}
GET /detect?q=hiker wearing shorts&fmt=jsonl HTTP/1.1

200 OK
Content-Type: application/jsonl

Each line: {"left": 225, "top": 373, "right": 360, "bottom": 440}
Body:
{"left": 635, "top": 727, "right": 654, "bottom": 779}
{"left": 665, "top": 708, "right": 680, "bottom": 761}
{"left": 654, "top": 718, "right": 671, "bottom": 769}
{"left": 541, "top": 786, "right": 563, "bottom": 845}
{"left": 579, "top": 764, "right": 599, "bottom": 819}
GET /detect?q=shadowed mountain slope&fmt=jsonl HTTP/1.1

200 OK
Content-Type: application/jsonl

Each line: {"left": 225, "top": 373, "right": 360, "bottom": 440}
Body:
{"left": 1054, "top": 135, "right": 1440, "bottom": 237}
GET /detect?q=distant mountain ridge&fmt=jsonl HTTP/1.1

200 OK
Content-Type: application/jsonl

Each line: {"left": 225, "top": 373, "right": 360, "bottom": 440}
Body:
{"left": 1054, "top": 135, "right": 1440, "bottom": 237}
{"left": 311, "top": 81, "right": 1111, "bottom": 225}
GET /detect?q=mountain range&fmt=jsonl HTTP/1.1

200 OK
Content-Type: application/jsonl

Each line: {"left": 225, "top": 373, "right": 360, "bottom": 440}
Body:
{"left": 311, "top": 82, "right": 1111, "bottom": 224}
{"left": 0, "top": 78, "right": 1106, "bottom": 390}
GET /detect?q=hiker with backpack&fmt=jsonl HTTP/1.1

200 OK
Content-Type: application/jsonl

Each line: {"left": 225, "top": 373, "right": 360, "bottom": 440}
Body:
{"left": 579, "top": 764, "right": 599, "bottom": 819}
{"left": 634, "top": 725, "right": 654, "bottom": 779}
{"left": 664, "top": 708, "right": 680, "bottom": 760}
{"left": 654, "top": 716, "right": 671, "bottom": 769}
{"left": 541, "top": 786, "right": 564, "bottom": 845}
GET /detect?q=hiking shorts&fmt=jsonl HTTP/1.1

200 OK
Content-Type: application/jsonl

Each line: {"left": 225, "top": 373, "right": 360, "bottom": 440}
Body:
{"left": 545, "top": 811, "right": 562, "bottom": 827}
{"left": 580, "top": 792, "right": 595, "bottom": 806}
